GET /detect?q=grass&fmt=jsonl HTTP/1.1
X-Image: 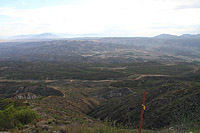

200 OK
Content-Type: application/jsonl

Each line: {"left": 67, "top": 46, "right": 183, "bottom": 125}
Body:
{"left": 65, "top": 121, "right": 178, "bottom": 133}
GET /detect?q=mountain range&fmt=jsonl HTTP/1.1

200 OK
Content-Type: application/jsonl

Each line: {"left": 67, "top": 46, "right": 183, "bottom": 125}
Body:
{"left": 1, "top": 33, "right": 199, "bottom": 40}
{"left": 11, "top": 33, "right": 60, "bottom": 40}
{"left": 9, "top": 33, "right": 103, "bottom": 40}
{"left": 154, "top": 34, "right": 200, "bottom": 39}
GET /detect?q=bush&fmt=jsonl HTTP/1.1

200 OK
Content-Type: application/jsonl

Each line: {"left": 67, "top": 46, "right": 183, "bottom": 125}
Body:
{"left": 0, "top": 105, "right": 15, "bottom": 129}
{"left": 16, "top": 123, "right": 24, "bottom": 130}
{"left": 0, "top": 99, "right": 39, "bottom": 130}
{"left": 14, "top": 107, "right": 38, "bottom": 124}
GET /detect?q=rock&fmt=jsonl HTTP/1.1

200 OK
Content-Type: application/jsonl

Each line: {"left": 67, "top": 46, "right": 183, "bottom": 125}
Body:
{"left": 0, "top": 82, "right": 64, "bottom": 99}
{"left": 108, "top": 87, "right": 133, "bottom": 98}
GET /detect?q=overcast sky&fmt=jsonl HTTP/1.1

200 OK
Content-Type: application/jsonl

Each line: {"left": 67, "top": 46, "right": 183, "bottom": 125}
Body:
{"left": 0, "top": 0, "right": 200, "bottom": 37}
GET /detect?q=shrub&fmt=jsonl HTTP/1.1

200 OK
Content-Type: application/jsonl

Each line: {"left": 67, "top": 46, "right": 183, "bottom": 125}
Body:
{"left": 0, "top": 99, "right": 39, "bottom": 130}
{"left": 14, "top": 107, "right": 39, "bottom": 125}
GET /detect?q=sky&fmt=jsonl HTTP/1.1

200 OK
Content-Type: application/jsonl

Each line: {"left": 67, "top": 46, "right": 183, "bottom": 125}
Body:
{"left": 0, "top": 0, "right": 200, "bottom": 37}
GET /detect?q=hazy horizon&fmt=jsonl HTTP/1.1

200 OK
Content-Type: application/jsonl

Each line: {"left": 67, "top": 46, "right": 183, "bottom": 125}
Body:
{"left": 1, "top": 32, "right": 200, "bottom": 39}
{"left": 0, "top": 0, "right": 200, "bottom": 37}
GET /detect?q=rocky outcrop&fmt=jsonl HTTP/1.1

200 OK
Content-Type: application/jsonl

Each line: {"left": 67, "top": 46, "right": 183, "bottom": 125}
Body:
{"left": 14, "top": 92, "right": 38, "bottom": 99}
{"left": 0, "top": 82, "right": 64, "bottom": 99}
{"left": 94, "top": 87, "right": 133, "bottom": 99}
{"left": 108, "top": 87, "right": 133, "bottom": 98}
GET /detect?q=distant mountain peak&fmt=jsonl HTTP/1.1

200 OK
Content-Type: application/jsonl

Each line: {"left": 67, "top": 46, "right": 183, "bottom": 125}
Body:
{"left": 32, "top": 33, "right": 59, "bottom": 39}
{"left": 11, "top": 33, "right": 60, "bottom": 40}
{"left": 154, "top": 34, "right": 178, "bottom": 39}
{"left": 154, "top": 33, "right": 200, "bottom": 39}
{"left": 11, "top": 34, "right": 36, "bottom": 39}
{"left": 179, "top": 34, "right": 200, "bottom": 39}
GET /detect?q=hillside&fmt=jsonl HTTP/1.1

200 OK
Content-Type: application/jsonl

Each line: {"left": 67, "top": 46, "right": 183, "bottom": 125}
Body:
{"left": 0, "top": 82, "right": 63, "bottom": 99}
{"left": 0, "top": 60, "right": 199, "bottom": 132}
{"left": 0, "top": 37, "right": 200, "bottom": 132}
{"left": 0, "top": 37, "right": 200, "bottom": 63}
{"left": 89, "top": 79, "right": 200, "bottom": 129}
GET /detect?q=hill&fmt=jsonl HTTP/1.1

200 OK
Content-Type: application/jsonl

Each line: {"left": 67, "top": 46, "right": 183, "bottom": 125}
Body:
{"left": 11, "top": 33, "right": 60, "bottom": 40}
{"left": 32, "top": 33, "right": 60, "bottom": 39}
{"left": 0, "top": 61, "right": 199, "bottom": 132}
{"left": 154, "top": 34, "right": 200, "bottom": 39}
{"left": 0, "top": 36, "right": 200, "bottom": 132}
{"left": 154, "top": 34, "right": 178, "bottom": 39}
{"left": 0, "top": 37, "right": 200, "bottom": 63}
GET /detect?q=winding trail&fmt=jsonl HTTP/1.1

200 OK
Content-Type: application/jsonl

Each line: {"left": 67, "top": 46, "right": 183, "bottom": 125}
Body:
{"left": 134, "top": 75, "right": 169, "bottom": 80}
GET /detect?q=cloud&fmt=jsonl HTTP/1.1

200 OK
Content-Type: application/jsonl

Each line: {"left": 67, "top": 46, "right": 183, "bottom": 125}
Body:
{"left": 21, "top": 0, "right": 26, "bottom": 5}
{"left": 176, "top": 3, "right": 200, "bottom": 9}
{"left": 0, "top": 0, "right": 200, "bottom": 36}
{"left": 176, "top": 5, "right": 200, "bottom": 10}
{"left": 174, "top": 0, "right": 200, "bottom": 9}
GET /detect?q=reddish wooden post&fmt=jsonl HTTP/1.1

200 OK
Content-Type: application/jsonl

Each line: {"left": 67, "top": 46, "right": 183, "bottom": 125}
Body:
{"left": 139, "top": 91, "right": 146, "bottom": 133}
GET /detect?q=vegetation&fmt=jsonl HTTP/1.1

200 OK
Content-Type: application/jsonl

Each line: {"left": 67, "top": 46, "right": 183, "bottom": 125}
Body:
{"left": 0, "top": 60, "right": 200, "bottom": 132}
{"left": 0, "top": 37, "right": 200, "bottom": 132}
{"left": 0, "top": 99, "right": 39, "bottom": 130}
